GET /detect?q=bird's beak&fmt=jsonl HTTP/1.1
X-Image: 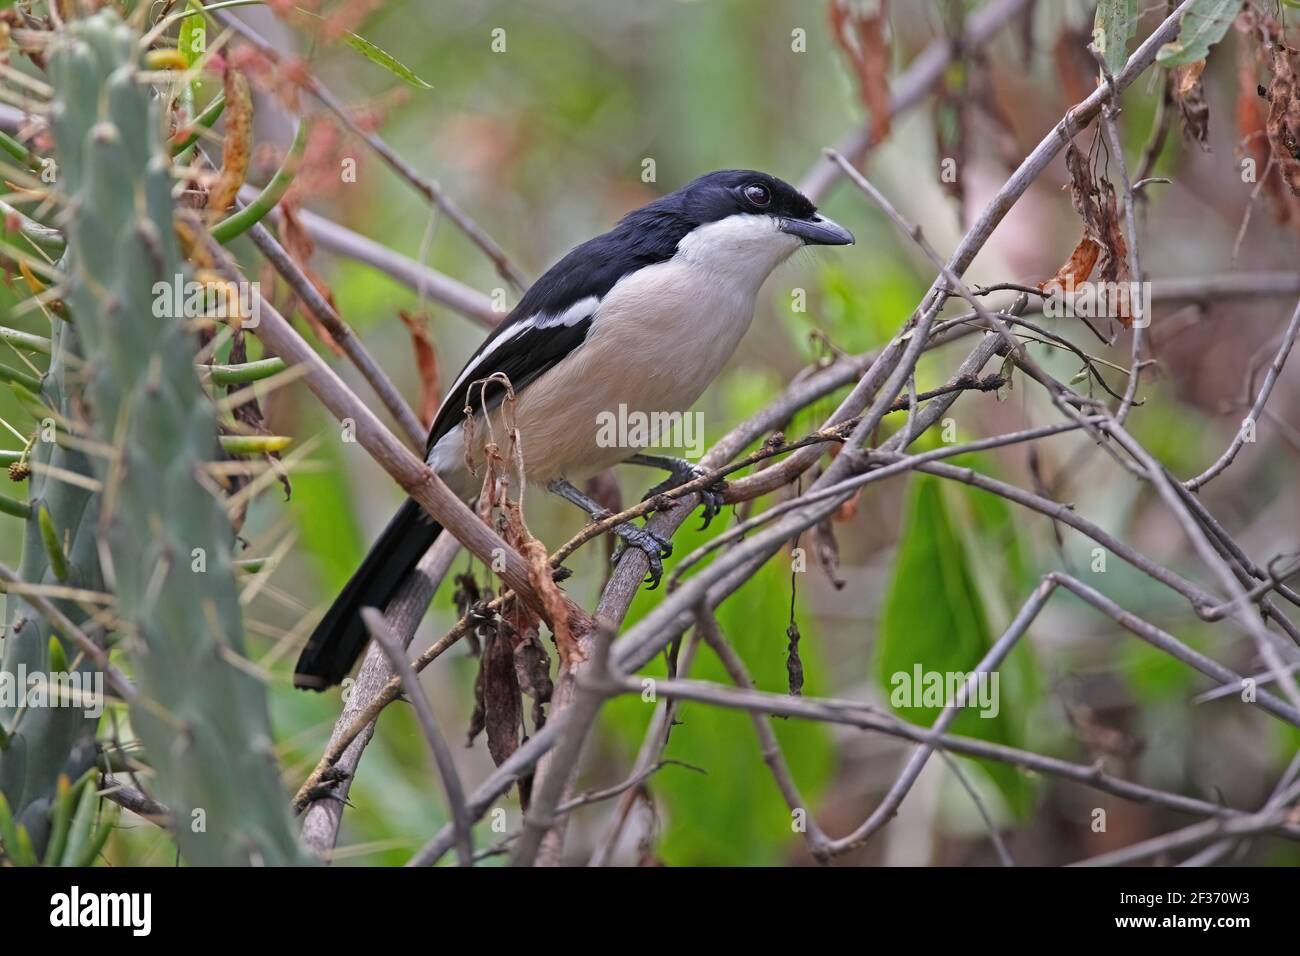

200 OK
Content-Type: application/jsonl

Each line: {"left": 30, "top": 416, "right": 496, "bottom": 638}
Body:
{"left": 780, "top": 213, "right": 854, "bottom": 246}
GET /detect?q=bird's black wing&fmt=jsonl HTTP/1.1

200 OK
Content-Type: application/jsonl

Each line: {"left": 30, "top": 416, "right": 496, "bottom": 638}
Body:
{"left": 424, "top": 208, "right": 695, "bottom": 454}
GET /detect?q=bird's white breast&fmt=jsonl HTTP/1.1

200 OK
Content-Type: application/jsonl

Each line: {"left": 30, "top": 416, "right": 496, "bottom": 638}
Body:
{"left": 430, "top": 213, "right": 801, "bottom": 494}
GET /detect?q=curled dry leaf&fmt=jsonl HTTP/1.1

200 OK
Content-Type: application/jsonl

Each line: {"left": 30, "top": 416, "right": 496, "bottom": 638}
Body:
{"left": 1040, "top": 137, "right": 1132, "bottom": 325}
{"left": 1236, "top": 33, "right": 1291, "bottom": 224}
{"left": 1265, "top": 45, "right": 1300, "bottom": 197}
{"left": 1039, "top": 235, "right": 1102, "bottom": 295}
{"left": 480, "top": 626, "right": 524, "bottom": 774}
{"left": 828, "top": 0, "right": 893, "bottom": 143}
{"left": 1095, "top": 180, "right": 1127, "bottom": 282}
{"left": 1040, "top": 139, "right": 1103, "bottom": 295}
{"left": 452, "top": 570, "right": 484, "bottom": 657}
{"left": 786, "top": 621, "right": 805, "bottom": 697}
{"left": 1063, "top": 136, "right": 1103, "bottom": 231}
{"left": 397, "top": 310, "right": 441, "bottom": 428}
{"left": 1175, "top": 58, "right": 1207, "bottom": 96}
{"left": 469, "top": 379, "right": 583, "bottom": 669}
{"left": 463, "top": 372, "right": 518, "bottom": 491}
{"left": 513, "top": 504, "right": 583, "bottom": 668}
{"left": 1096, "top": 179, "right": 1133, "bottom": 326}
{"left": 207, "top": 69, "right": 252, "bottom": 219}
{"left": 509, "top": 616, "right": 554, "bottom": 732}
{"left": 1173, "top": 60, "right": 1210, "bottom": 145}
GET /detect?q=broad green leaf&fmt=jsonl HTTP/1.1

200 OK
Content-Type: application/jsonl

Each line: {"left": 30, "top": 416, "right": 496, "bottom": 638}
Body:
{"left": 1156, "top": 0, "right": 1241, "bottom": 66}
{"left": 1092, "top": 0, "right": 1138, "bottom": 76}
{"left": 876, "top": 474, "right": 1038, "bottom": 818}
{"left": 343, "top": 32, "right": 433, "bottom": 90}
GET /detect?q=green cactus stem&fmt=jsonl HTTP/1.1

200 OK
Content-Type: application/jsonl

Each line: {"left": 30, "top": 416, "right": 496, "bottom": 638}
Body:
{"left": 39, "top": 9, "right": 306, "bottom": 866}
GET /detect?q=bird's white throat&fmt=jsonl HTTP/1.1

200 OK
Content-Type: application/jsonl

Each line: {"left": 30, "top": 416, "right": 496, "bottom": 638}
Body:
{"left": 674, "top": 213, "right": 802, "bottom": 288}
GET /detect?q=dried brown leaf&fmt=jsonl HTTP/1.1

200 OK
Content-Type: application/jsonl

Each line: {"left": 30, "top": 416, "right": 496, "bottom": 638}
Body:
{"left": 1175, "top": 58, "right": 1207, "bottom": 96}
{"left": 1039, "top": 235, "right": 1101, "bottom": 294}
{"left": 1173, "top": 62, "right": 1210, "bottom": 145}
{"left": 481, "top": 626, "right": 523, "bottom": 769}
{"left": 1265, "top": 45, "right": 1300, "bottom": 197}
{"left": 208, "top": 69, "right": 252, "bottom": 218}
{"left": 1063, "top": 138, "right": 1103, "bottom": 237}
{"left": 397, "top": 310, "right": 441, "bottom": 428}
{"left": 510, "top": 621, "right": 553, "bottom": 731}
{"left": 1097, "top": 179, "right": 1132, "bottom": 326}
{"left": 828, "top": 0, "right": 892, "bottom": 142}
{"left": 521, "top": 525, "right": 582, "bottom": 668}
{"left": 1045, "top": 139, "right": 1105, "bottom": 300}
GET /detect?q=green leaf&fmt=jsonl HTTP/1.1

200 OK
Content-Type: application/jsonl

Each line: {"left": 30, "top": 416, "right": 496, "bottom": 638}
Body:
{"left": 60, "top": 772, "right": 100, "bottom": 868}
{"left": 38, "top": 503, "right": 69, "bottom": 583}
{"left": 0, "top": 791, "right": 37, "bottom": 865}
{"left": 876, "top": 474, "right": 1038, "bottom": 818}
{"left": 178, "top": 11, "right": 206, "bottom": 70}
{"left": 1092, "top": 0, "right": 1138, "bottom": 76}
{"left": 72, "top": 800, "right": 118, "bottom": 866}
{"left": 43, "top": 771, "right": 86, "bottom": 866}
{"left": 47, "top": 634, "right": 68, "bottom": 676}
{"left": 343, "top": 32, "right": 433, "bottom": 90}
{"left": 1155, "top": 0, "right": 1241, "bottom": 66}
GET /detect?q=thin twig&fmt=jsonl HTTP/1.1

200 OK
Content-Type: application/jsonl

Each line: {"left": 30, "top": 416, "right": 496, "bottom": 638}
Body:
{"left": 362, "top": 608, "right": 473, "bottom": 867}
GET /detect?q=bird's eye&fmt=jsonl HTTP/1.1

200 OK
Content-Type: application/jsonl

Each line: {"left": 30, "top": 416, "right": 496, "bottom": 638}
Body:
{"left": 743, "top": 183, "right": 771, "bottom": 207}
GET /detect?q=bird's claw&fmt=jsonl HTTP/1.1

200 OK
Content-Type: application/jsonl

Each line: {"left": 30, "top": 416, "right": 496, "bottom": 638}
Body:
{"left": 611, "top": 522, "right": 673, "bottom": 589}
{"left": 642, "top": 462, "right": 727, "bottom": 529}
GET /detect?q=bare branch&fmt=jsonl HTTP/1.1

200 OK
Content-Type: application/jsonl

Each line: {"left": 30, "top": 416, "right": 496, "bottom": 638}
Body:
{"left": 362, "top": 607, "right": 473, "bottom": 867}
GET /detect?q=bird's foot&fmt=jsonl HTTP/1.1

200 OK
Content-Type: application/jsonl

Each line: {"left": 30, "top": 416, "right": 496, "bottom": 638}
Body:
{"left": 641, "top": 458, "right": 726, "bottom": 529}
{"left": 611, "top": 522, "right": 673, "bottom": 589}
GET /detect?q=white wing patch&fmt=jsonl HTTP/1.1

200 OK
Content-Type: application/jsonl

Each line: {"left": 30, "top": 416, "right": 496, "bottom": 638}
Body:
{"left": 433, "top": 294, "right": 602, "bottom": 444}
{"left": 537, "top": 295, "right": 599, "bottom": 328}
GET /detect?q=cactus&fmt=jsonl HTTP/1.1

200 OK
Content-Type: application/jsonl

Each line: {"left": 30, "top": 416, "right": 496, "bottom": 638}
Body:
{"left": 2, "top": 9, "right": 306, "bottom": 866}
{"left": 0, "top": 316, "right": 105, "bottom": 859}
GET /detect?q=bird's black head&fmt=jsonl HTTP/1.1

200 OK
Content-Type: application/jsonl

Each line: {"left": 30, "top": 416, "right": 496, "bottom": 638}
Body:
{"left": 527, "top": 169, "right": 853, "bottom": 316}
{"left": 647, "top": 169, "right": 855, "bottom": 247}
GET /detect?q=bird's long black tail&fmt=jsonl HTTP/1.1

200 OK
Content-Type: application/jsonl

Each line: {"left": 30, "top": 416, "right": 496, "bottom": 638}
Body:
{"left": 294, "top": 498, "right": 442, "bottom": 690}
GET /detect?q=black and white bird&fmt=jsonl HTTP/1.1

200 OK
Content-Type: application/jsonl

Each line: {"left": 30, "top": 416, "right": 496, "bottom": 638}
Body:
{"left": 294, "top": 169, "right": 853, "bottom": 690}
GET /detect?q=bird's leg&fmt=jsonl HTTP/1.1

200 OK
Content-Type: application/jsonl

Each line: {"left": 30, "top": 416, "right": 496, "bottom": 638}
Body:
{"left": 546, "top": 478, "right": 672, "bottom": 588}
{"left": 626, "top": 453, "right": 726, "bottom": 529}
